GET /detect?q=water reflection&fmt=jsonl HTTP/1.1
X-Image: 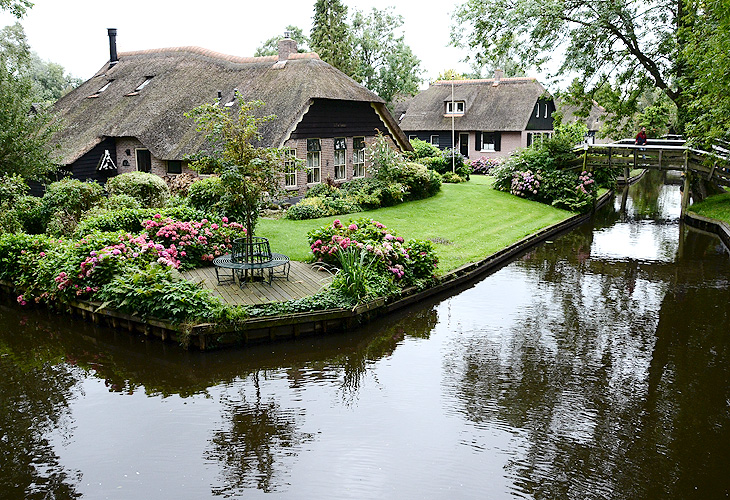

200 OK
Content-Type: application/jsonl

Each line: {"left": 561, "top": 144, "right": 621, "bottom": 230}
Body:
{"left": 1, "top": 172, "right": 729, "bottom": 499}
{"left": 441, "top": 175, "right": 730, "bottom": 499}
{"left": 0, "top": 307, "right": 82, "bottom": 499}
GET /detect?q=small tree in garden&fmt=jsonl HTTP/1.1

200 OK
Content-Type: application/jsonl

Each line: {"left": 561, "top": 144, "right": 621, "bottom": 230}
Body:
{"left": 185, "top": 95, "right": 286, "bottom": 245}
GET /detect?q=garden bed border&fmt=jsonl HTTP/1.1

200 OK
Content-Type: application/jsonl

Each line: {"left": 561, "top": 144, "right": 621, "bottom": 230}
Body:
{"left": 683, "top": 212, "right": 730, "bottom": 250}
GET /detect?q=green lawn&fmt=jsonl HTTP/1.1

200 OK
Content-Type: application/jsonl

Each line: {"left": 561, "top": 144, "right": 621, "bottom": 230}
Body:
{"left": 257, "top": 176, "right": 573, "bottom": 273}
{"left": 688, "top": 190, "right": 730, "bottom": 223}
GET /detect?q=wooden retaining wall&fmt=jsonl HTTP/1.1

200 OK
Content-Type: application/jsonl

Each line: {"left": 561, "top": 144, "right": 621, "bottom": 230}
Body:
{"left": 683, "top": 212, "right": 730, "bottom": 250}
{"left": 1, "top": 193, "right": 614, "bottom": 351}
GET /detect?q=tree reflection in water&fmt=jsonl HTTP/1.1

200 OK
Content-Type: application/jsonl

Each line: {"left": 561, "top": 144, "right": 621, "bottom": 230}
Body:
{"left": 206, "top": 371, "right": 313, "bottom": 495}
{"left": 443, "top": 184, "right": 730, "bottom": 499}
{"left": 0, "top": 309, "right": 82, "bottom": 500}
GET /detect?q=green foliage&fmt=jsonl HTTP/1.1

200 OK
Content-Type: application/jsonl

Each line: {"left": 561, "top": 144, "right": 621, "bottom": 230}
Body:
{"left": 492, "top": 125, "right": 601, "bottom": 213}
{"left": 12, "top": 195, "right": 43, "bottom": 234}
{"left": 332, "top": 246, "right": 376, "bottom": 302}
{"left": 187, "top": 176, "right": 226, "bottom": 215}
{"left": 441, "top": 171, "right": 467, "bottom": 183}
{"left": 682, "top": 0, "right": 730, "bottom": 145}
{"left": 40, "top": 178, "right": 105, "bottom": 234}
{"left": 185, "top": 96, "right": 284, "bottom": 238}
{"left": 408, "top": 138, "right": 441, "bottom": 159}
{"left": 74, "top": 206, "right": 206, "bottom": 237}
{"left": 96, "top": 264, "right": 229, "bottom": 325}
{"left": 399, "top": 162, "right": 442, "bottom": 199}
{"left": 420, "top": 148, "right": 470, "bottom": 178}
{"left": 0, "top": 173, "right": 28, "bottom": 204}
{"left": 243, "top": 287, "right": 356, "bottom": 317}
{"left": 450, "top": 0, "right": 680, "bottom": 135}
{"left": 0, "top": 1, "right": 32, "bottom": 19}
{"left": 105, "top": 171, "right": 171, "bottom": 208}
{"left": 0, "top": 29, "right": 59, "bottom": 181}
{"left": 104, "top": 194, "right": 142, "bottom": 211}
{"left": 350, "top": 7, "right": 423, "bottom": 104}
{"left": 311, "top": 0, "right": 356, "bottom": 75}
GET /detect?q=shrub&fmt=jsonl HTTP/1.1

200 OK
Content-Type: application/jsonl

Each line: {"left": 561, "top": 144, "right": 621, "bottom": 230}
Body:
{"left": 0, "top": 203, "right": 21, "bottom": 234}
{"left": 104, "top": 194, "right": 142, "bottom": 211}
{"left": 408, "top": 138, "right": 442, "bottom": 159}
{"left": 96, "top": 264, "right": 228, "bottom": 325}
{"left": 106, "top": 171, "right": 171, "bottom": 208}
{"left": 420, "top": 148, "right": 470, "bottom": 179}
{"left": 188, "top": 176, "right": 224, "bottom": 213}
{"left": 13, "top": 195, "right": 45, "bottom": 234}
{"left": 308, "top": 218, "right": 439, "bottom": 286}
{"left": 470, "top": 156, "right": 502, "bottom": 175}
{"left": 75, "top": 206, "right": 207, "bottom": 236}
{"left": 0, "top": 174, "right": 29, "bottom": 205}
{"left": 42, "top": 178, "right": 105, "bottom": 222}
{"left": 399, "top": 162, "right": 442, "bottom": 199}
{"left": 285, "top": 197, "right": 328, "bottom": 220}
{"left": 442, "top": 171, "right": 467, "bottom": 183}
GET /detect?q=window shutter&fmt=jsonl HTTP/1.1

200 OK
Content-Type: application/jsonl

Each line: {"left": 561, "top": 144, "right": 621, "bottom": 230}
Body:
{"left": 476, "top": 132, "right": 482, "bottom": 151}
{"left": 494, "top": 132, "right": 501, "bottom": 152}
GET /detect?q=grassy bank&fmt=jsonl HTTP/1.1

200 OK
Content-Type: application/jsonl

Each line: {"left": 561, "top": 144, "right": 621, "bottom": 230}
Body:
{"left": 688, "top": 191, "right": 730, "bottom": 223}
{"left": 259, "top": 176, "right": 573, "bottom": 273}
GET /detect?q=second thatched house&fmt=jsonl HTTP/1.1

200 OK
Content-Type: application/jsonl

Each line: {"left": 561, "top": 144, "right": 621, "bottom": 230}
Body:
{"left": 50, "top": 29, "right": 411, "bottom": 196}
{"left": 396, "top": 72, "right": 557, "bottom": 159}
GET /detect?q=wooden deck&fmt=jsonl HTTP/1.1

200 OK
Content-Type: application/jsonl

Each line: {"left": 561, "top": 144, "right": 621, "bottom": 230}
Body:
{"left": 181, "top": 261, "right": 335, "bottom": 306}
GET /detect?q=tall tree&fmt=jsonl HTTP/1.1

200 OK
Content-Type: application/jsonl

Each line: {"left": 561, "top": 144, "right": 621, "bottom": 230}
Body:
{"left": 0, "top": 22, "right": 58, "bottom": 181}
{"left": 350, "top": 7, "right": 423, "bottom": 105}
{"left": 450, "top": 0, "right": 683, "bottom": 135}
{"left": 310, "top": 0, "right": 354, "bottom": 76}
{"left": 254, "top": 25, "right": 310, "bottom": 57}
{"left": 681, "top": 0, "right": 730, "bottom": 145}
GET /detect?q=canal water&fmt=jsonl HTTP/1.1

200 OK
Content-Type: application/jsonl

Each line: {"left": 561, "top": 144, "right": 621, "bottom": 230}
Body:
{"left": 1, "top": 171, "right": 729, "bottom": 499}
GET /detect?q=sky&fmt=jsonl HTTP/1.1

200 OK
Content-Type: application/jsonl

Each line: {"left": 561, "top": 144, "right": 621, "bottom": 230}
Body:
{"left": 0, "top": 0, "right": 478, "bottom": 86}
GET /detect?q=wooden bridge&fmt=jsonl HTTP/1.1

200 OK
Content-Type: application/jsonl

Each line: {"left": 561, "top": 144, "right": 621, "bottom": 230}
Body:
{"left": 569, "top": 139, "right": 730, "bottom": 214}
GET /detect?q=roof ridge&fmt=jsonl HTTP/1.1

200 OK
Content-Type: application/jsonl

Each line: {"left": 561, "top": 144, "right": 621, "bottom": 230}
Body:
{"left": 433, "top": 77, "right": 537, "bottom": 85}
{"left": 118, "top": 46, "right": 320, "bottom": 64}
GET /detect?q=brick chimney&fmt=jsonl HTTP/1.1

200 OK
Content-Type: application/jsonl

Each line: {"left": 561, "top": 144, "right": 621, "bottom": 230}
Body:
{"left": 492, "top": 68, "right": 504, "bottom": 86}
{"left": 108, "top": 28, "right": 118, "bottom": 66}
{"left": 277, "top": 32, "right": 297, "bottom": 61}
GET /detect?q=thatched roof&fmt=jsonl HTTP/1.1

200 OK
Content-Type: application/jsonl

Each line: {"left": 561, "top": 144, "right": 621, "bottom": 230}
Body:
{"left": 555, "top": 98, "right": 608, "bottom": 132}
{"left": 398, "top": 77, "right": 551, "bottom": 132}
{"left": 51, "top": 46, "right": 405, "bottom": 165}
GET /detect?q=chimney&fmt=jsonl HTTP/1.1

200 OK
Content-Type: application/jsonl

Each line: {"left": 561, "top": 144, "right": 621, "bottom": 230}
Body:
{"left": 277, "top": 32, "right": 297, "bottom": 61}
{"left": 108, "top": 28, "right": 118, "bottom": 67}
{"left": 493, "top": 68, "right": 504, "bottom": 86}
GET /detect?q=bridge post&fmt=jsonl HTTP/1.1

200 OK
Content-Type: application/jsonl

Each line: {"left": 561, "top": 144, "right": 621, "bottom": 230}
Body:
{"left": 681, "top": 170, "right": 692, "bottom": 218}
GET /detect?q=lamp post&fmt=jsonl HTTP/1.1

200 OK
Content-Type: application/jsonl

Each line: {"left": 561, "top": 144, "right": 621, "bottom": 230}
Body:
{"left": 451, "top": 76, "right": 455, "bottom": 173}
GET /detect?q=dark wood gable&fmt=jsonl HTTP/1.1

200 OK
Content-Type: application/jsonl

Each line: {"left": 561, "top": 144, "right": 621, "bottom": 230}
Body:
{"left": 526, "top": 98, "right": 556, "bottom": 131}
{"left": 67, "top": 137, "right": 118, "bottom": 185}
{"left": 290, "top": 99, "right": 391, "bottom": 140}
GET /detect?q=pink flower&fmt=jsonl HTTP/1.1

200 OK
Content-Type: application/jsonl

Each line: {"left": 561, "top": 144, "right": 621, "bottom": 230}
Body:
{"left": 348, "top": 224, "right": 358, "bottom": 231}
{"left": 222, "top": 217, "right": 228, "bottom": 223}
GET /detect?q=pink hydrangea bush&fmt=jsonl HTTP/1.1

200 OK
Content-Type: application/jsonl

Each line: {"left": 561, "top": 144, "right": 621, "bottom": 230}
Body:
{"left": 308, "top": 218, "right": 438, "bottom": 284}
{"left": 142, "top": 215, "right": 246, "bottom": 270}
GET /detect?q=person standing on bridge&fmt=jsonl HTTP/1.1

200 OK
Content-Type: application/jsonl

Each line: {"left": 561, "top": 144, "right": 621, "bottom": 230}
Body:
{"left": 635, "top": 126, "right": 648, "bottom": 146}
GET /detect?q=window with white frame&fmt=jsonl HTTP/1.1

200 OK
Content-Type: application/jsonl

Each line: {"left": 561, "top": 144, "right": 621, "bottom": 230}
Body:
{"left": 527, "top": 132, "right": 552, "bottom": 147}
{"left": 535, "top": 103, "right": 540, "bottom": 118}
{"left": 306, "top": 139, "right": 321, "bottom": 184}
{"left": 334, "top": 138, "right": 346, "bottom": 180}
{"left": 353, "top": 137, "right": 366, "bottom": 178}
{"left": 446, "top": 100, "right": 465, "bottom": 114}
{"left": 482, "top": 133, "right": 496, "bottom": 151}
{"left": 284, "top": 149, "right": 297, "bottom": 188}
{"left": 544, "top": 103, "right": 549, "bottom": 118}
{"left": 430, "top": 135, "right": 440, "bottom": 146}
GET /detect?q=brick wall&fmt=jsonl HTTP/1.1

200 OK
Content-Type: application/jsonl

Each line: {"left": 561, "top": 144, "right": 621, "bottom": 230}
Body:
{"left": 114, "top": 137, "right": 197, "bottom": 177}
{"left": 282, "top": 135, "right": 386, "bottom": 197}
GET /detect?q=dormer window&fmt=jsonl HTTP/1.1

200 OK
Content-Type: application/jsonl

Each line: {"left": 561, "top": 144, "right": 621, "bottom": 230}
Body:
{"left": 446, "top": 101, "right": 465, "bottom": 115}
{"left": 88, "top": 80, "right": 112, "bottom": 98}
{"left": 135, "top": 77, "right": 153, "bottom": 91}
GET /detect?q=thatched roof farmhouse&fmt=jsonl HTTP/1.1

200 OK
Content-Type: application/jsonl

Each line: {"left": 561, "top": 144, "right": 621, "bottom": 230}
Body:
{"left": 50, "top": 29, "right": 411, "bottom": 195}
{"left": 396, "top": 72, "right": 558, "bottom": 159}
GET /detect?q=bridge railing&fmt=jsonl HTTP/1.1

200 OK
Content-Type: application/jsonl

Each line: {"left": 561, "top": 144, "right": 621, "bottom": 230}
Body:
{"left": 568, "top": 142, "right": 730, "bottom": 187}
